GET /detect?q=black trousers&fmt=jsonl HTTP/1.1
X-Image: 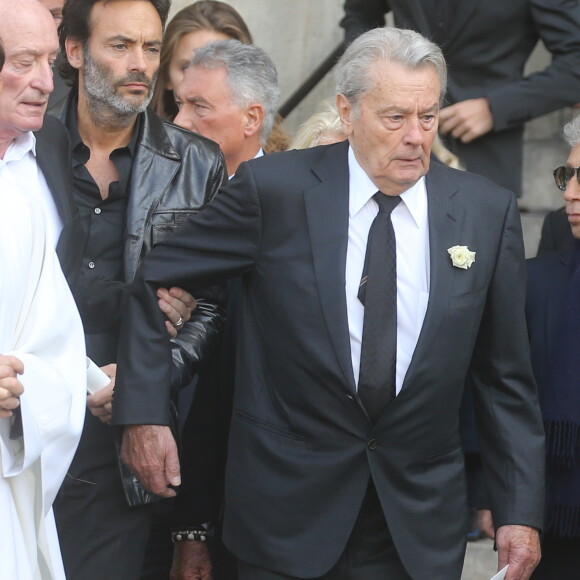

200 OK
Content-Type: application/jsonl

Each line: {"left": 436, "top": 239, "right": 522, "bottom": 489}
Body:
{"left": 238, "top": 482, "right": 412, "bottom": 580}
{"left": 54, "top": 414, "right": 153, "bottom": 580}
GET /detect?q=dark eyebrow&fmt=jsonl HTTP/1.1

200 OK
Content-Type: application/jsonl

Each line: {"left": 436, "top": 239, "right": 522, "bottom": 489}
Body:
{"left": 106, "top": 35, "right": 162, "bottom": 47}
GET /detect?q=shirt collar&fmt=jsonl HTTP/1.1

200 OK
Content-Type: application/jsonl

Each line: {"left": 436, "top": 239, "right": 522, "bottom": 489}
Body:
{"left": 2, "top": 132, "right": 36, "bottom": 164}
{"left": 228, "top": 148, "right": 265, "bottom": 180}
{"left": 65, "top": 91, "right": 142, "bottom": 157}
{"left": 348, "top": 145, "right": 426, "bottom": 228}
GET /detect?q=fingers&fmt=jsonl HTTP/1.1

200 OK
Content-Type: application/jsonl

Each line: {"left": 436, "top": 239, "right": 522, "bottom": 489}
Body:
{"left": 165, "top": 439, "right": 181, "bottom": 488}
{"left": 439, "top": 98, "right": 493, "bottom": 143}
{"left": 0, "top": 355, "right": 25, "bottom": 375}
{"left": 157, "top": 287, "right": 197, "bottom": 326}
{"left": 496, "top": 525, "right": 541, "bottom": 580}
{"left": 0, "top": 359, "right": 25, "bottom": 413}
{"left": 165, "top": 320, "right": 178, "bottom": 339}
{"left": 120, "top": 425, "right": 180, "bottom": 498}
{"left": 477, "top": 509, "right": 495, "bottom": 540}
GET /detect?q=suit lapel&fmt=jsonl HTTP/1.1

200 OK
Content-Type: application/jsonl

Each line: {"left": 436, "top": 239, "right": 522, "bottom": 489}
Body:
{"left": 304, "top": 142, "right": 356, "bottom": 391}
{"left": 402, "top": 162, "right": 462, "bottom": 390}
{"left": 35, "top": 127, "right": 72, "bottom": 227}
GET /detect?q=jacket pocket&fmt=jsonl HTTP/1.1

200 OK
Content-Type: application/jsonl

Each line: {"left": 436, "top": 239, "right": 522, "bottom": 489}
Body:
{"left": 151, "top": 210, "right": 198, "bottom": 246}
{"left": 234, "top": 410, "right": 305, "bottom": 442}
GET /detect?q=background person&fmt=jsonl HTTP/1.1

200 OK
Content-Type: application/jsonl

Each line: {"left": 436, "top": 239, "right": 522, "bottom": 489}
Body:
{"left": 152, "top": 0, "right": 289, "bottom": 153}
{"left": 340, "top": 0, "right": 580, "bottom": 196}
{"left": 517, "top": 115, "right": 580, "bottom": 579}
{"left": 52, "top": 0, "right": 227, "bottom": 578}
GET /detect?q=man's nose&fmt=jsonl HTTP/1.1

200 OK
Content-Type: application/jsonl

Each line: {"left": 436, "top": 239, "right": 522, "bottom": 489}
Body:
{"left": 129, "top": 48, "right": 148, "bottom": 72}
{"left": 403, "top": 118, "right": 424, "bottom": 146}
{"left": 31, "top": 60, "right": 54, "bottom": 96}
{"left": 174, "top": 108, "right": 194, "bottom": 132}
{"left": 563, "top": 174, "right": 580, "bottom": 202}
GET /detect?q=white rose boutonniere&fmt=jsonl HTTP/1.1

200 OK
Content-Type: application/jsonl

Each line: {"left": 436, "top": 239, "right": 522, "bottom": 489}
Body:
{"left": 447, "top": 245, "right": 476, "bottom": 269}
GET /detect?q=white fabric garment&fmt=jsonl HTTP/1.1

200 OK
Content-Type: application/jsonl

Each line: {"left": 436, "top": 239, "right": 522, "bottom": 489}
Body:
{"left": 0, "top": 132, "right": 63, "bottom": 251}
{"left": 345, "top": 146, "right": 430, "bottom": 394}
{"left": 0, "top": 180, "right": 86, "bottom": 580}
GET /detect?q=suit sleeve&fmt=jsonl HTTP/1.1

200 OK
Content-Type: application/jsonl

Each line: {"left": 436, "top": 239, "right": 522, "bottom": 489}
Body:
{"left": 167, "top": 153, "right": 228, "bottom": 392}
{"left": 340, "top": 0, "right": 390, "bottom": 44}
{"left": 469, "top": 194, "right": 545, "bottom": 530}
{"left": 486, "top": 0, "right": 580, "bottom": 132}
{"left": 112, "top": 162, "right": 263, "bottom": 426}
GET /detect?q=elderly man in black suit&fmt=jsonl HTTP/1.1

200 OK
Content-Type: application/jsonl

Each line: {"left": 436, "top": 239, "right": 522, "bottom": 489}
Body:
{"left": 341, "top": 0, "right": 580, "bottom": 197}
{"left": 114, "top": 27, "right": 545, "bottom": 580}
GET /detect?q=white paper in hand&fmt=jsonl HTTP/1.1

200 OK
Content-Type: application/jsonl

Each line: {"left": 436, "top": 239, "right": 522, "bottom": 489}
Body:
{"left": 86, "top": 357, "right": 111, "bottom": 395}
{"left": 490, "top": 565, "right": 508, "bottom": 580}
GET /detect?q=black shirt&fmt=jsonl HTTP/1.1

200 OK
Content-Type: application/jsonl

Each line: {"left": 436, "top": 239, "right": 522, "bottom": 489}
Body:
{"left": 65, "top": 97, "right": 141, "bottom": 364}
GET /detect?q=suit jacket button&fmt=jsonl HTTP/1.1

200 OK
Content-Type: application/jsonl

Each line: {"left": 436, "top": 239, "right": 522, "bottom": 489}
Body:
{"left": 345, "top": 393, "right": 354, "bottom": 400}
{"left": 367, "top": 439, "right": 378, "bottom": 450}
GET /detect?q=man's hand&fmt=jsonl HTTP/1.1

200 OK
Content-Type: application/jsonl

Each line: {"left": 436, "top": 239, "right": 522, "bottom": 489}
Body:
{"left": 0, "top": 355, "right": 24, "bottom": 418}
{"left": 120, "top": 424, "right": 180, "bottom": 498}
{"left": 171, "top": 541, "right": 213, "bottom": 580}
{"left": 158, "top": 287, "right": 197, "bottom": 338}
{"left": 439, "top": 98, "right": 494, "bottom": 143}
{"left": 496, "top": 525, "right": 541, "bottom": 580}
{"left": 478, "top": 509, "right": 495, "bottom": 540}
{"left": 87, "top": 363, "right": 116, "bottom": 425}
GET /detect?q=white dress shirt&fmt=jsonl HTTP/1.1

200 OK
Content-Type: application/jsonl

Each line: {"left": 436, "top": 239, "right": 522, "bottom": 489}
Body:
{"left": 345, "top": 146, "right": 430, "bottom": 394}
{"left": 0, "top": 132, "right": 63, "bottom": 251}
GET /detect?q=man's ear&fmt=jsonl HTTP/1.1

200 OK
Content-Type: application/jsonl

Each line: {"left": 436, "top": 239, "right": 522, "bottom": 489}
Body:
{"left": 243, "top": 103, "right": 265, "bottom": 139}
{"left": 65, "top": 37, "right": 84, "bottom": 70}
{"left": 336, "top": 93, "right": 353, "bottom": 137}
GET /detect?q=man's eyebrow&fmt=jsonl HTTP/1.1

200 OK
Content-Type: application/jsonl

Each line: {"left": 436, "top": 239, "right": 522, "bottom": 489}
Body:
{"left": 105, "top": 35, "right": 162, "bottom": 46}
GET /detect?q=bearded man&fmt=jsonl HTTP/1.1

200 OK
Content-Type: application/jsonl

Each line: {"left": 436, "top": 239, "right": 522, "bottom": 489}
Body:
{"left": 52, "top": 0, "right": 227, "bottom": 578}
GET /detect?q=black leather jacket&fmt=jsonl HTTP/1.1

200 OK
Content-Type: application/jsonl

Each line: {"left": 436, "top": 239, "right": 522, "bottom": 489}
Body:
{"left": 67, "top": 104, "right": 228, "bottom": 392}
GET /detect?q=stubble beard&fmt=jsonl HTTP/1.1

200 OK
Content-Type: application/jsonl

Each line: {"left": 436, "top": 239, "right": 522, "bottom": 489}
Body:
{"left": 82, "top": 46, "right": 158, "bottom": 128}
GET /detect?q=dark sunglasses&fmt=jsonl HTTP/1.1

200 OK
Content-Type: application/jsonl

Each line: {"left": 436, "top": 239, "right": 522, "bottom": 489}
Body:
{"left": 553, "top": 166, "right": 580, "bottom": 191}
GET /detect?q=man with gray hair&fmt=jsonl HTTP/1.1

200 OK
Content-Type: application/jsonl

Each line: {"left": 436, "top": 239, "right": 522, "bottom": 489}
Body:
{"left": 114, "top": 26, "right": 545, "bottom": 580}
{"left": 524, "top": 115, "right": 580, "bottom": 579}
{"left": 174, "top": 39, "right": 279, "bottom": 177}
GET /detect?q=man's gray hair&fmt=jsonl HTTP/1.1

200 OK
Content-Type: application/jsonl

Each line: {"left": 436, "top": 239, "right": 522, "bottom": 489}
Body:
{"left": 189, "top": 39, "right": 279, "bottom": 145}
{"left": 335, "top": 27, "right": 447, "bottom": 108}
{"left": 564, "top": 116, "right": 580, "bottom": 148}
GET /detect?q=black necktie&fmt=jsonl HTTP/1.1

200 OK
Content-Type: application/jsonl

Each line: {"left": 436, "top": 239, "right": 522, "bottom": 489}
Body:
{"left": 358, "top": 192, "right": 401, "bottom": 423}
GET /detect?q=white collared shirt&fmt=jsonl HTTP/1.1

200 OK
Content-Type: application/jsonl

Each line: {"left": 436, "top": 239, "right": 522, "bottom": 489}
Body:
{"left": 346, "top": 146, "right": 430, "bottom": 394}
{"left": 0, "top": 132, "right": 63, "bottom": 251}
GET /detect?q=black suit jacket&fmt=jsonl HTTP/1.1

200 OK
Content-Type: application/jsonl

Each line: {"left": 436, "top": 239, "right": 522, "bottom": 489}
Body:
{"left": 114, "top": 141, "right": 545, "bottom": 579}
{"left": 35, "top": 115, "right": 83, "bottom": 283}
{"left": 341, "top": 0, "right": 580, "bottom": 195}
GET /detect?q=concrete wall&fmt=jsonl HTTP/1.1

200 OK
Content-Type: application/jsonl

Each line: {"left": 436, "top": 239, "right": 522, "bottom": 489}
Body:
{"left": 168, "top": 0, "right": 577, "bottom": 254}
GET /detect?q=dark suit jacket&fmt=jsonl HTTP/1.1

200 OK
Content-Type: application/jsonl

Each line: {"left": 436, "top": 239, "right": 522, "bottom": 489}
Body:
{"left": 35, "top": 114, "right": 83, "bottom": 283}
{"left": 114, "top": 141, "right": 545, "bottom": 579}
{"left": 341, "top": 0, "right": 580, "bottom": 195}
{"left": 537, "top": 206, "right": 574, "bottom": 256}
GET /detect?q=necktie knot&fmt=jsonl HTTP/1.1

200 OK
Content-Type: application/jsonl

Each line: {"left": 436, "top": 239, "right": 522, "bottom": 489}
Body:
{"left": 373, "top": 192, "right": 401, "bottom": 214}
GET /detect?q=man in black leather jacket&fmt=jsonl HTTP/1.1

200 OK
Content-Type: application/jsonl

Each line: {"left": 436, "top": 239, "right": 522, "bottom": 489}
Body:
{"left": 52, "top": 0, "right": 227, "bottom": 578}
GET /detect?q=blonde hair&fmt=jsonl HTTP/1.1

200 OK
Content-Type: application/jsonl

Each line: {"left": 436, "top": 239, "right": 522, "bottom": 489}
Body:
{"left": 289, "top": 100, "right": 346, "bottom": 150}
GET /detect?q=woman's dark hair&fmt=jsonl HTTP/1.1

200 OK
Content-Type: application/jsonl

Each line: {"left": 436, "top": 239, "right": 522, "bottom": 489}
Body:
{"left": 58, "top": 0, "right": 171, "bottom": 85}
{"left": 0, "top": 40, "right": 4, "bottom": 72}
